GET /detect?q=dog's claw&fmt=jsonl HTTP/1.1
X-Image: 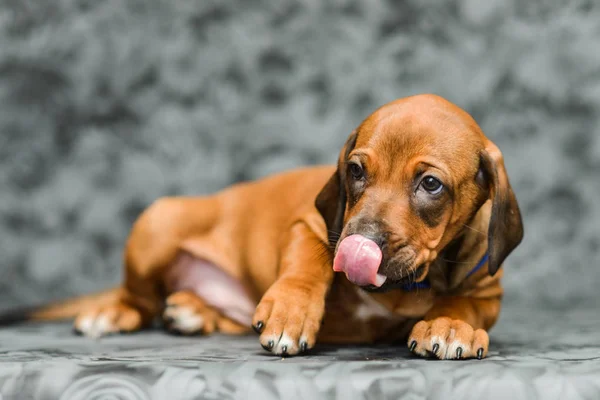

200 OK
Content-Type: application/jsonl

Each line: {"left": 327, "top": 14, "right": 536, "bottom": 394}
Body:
{"left": 261, "top": 343, "right": 270, "bottom": 352}
{"left": 267, "top": 340, "right": 274, "bottom": 350}
{"left": 300, "top": 342, "right": 308, "bottom": 353}
{"left": 281, "top": 345, "right": 288, "bottom": 355}
{"left": 409, "top": 340, "right": 417, "bottom": 352}
{"left": 253, "top": 321, "right": 264, "bottom": 334}
{"left": 432, "top": 343, "right": 439, "bottom": 355}
{"left": 456, "top": 347, "right": 463, "bottom": 359}
{"left": 477, "top": 348, "right": 484, "bottom": 360}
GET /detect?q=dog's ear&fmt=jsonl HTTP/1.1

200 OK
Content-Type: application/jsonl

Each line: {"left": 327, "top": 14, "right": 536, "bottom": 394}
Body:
{"left": 315, "top": 131, "right": 358, "bottom": 247}
{"left": 479, "top": 140, "right": 524, "bottom": 276}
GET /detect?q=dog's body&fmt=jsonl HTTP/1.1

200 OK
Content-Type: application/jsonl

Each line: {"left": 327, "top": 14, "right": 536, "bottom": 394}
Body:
{"left": 1, "top": 94, "right": 523, "bottom": 360}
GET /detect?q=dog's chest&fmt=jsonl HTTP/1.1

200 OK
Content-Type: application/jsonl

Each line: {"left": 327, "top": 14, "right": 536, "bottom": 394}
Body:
{"left": 321, "top": 279, "right": 426, "bottom": 343}
{"left": 352, "top": 289, "right": 400, "bottom": 322}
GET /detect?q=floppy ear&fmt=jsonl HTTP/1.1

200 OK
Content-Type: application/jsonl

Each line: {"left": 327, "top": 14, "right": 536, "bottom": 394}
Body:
{"left": 479, "top": 140, "right": 524, "bottom": 276}
{"left": 315, "top": 131, "right": 358, "bottom": 247}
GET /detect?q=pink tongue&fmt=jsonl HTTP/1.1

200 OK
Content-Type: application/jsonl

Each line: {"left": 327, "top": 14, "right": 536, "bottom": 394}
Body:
{"left": 333, "top": 234, "right": 386, "bottom": 287}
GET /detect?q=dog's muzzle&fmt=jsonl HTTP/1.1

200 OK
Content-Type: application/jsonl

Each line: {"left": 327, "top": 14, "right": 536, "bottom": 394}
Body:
{"left": 332, "top": 234, "right": 387, "bottom": 287}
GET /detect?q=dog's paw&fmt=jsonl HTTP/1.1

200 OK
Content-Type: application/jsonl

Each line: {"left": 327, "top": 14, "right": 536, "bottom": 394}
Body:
{"left": 252, "top": 279, "right": 326, "bottom": 356}
{"left": 73, "top": 303, "right": 143, "bottom": 338}
{"left": 407, "top": 317, "right": 489, "bottom": 360}
{"left": 162, "top": 291, "right": 218, "bottom": 335}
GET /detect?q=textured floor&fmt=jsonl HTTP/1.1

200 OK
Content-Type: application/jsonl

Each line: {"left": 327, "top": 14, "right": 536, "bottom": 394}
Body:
{"left": 1, "top": 306, "right": 600, "bottom": 399}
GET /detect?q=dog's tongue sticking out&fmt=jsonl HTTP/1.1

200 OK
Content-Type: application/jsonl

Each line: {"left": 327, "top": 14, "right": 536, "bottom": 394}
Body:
{"left": 333, "top": 234, "right": 386, "bottom": 287}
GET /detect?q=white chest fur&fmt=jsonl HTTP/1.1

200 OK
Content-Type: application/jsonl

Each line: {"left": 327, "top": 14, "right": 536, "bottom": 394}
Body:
{"left": 353, "top": 288, "right": 403, "bottom": 322}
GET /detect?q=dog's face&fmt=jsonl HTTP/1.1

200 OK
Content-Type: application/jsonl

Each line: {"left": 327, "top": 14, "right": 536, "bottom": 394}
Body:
{"left": 316, "top": 94, "right": 523, "bottom": 292}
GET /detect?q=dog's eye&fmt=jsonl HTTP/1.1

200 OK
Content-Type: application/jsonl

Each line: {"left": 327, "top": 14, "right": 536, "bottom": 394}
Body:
{"left": 348, "top": 163, "right": 364, "bottom": 180}
{"left": 420, "top": 176, "right": 443, "bottom": 194}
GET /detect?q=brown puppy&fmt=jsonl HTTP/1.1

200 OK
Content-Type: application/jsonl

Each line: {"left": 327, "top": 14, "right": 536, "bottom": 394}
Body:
{"left": 1, "top": 94, "right": 523, "bottom": 360}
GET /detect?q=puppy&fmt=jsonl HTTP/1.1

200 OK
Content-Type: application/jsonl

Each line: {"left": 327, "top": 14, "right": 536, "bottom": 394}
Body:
{"left": 0, "top": 94, "right": 523, "bottom": 360}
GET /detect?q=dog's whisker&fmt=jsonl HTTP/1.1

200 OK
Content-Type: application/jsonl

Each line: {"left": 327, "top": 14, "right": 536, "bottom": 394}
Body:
{"left": 326, "top": 230, "right": 342, "bottom": 242}
{"left": 438, "top": 257, "right": 479, "bottom": 265}
{"left": 311, "top": 242, "right": 335, "bottom": 265}
{"left": 461, "top": 223, "right": 486, "bottom": 237}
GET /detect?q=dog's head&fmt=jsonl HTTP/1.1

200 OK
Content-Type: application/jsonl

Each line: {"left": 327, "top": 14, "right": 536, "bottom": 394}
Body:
{"left": 315, "top": 94, "right": 523, "bottom": 292}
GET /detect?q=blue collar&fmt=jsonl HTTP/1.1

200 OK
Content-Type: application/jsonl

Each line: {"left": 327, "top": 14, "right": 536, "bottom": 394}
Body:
{"left": 401, "top": 252, "right": 489, "bottom": 291}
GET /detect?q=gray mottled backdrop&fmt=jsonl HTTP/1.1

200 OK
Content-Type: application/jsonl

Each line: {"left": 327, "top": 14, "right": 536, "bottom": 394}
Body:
{"left": 1, "top": 0, "right": 599, "bottom": 311}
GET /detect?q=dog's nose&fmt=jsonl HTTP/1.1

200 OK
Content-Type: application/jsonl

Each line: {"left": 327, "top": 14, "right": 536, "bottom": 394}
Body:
{"left": 346, "top": 219, "right": 388, "bottom": 249}
{"left": 360, "top": 233, "right": 387, "bottom": 249}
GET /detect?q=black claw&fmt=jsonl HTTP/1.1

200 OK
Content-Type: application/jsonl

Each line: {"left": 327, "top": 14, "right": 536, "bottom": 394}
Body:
{"left": 261, "top": 343, "right": 271, "bottom": 352}
{"left": 409, "top": 340, "right": 417, "bottom": 352}
{"left": 253, "top": 321, "right": 264, "bottom": 334}
{"left": 477, "top": 348, "right": 484, "bottom": 360}
{"left": 281, "top": 345, "right": 288, "bottom": 355}
{"left": 267, "top": 340, "right": 274, "bottom": 350}
{"left": 72, "top": 327, "right": 82, "bottom": 336}
{"left": 169, "top": 328, "right": 183, "bottom": 336}
{"left": 300, "top": 342, "right": 308, "bottom": 353}
{"left": 432, "top": 343, "right": 439, "bottom": 355}
{"left": 456, "top": 347, "right": 463, "bottom": 359}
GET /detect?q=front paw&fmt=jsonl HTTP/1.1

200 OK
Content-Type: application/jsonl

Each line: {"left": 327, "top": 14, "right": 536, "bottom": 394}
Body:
{"left": 252, "top": 279, "right": 325, "bottom": 356}
{"left": 407, "top": 317, "right": 489, "bottom": 360}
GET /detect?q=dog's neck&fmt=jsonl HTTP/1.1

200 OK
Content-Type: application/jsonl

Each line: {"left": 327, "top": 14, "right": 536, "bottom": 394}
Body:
{"left": 403, "top": 248, "right": 489, "bottom": 292}
{"left": 427, "top": 202, "right": 493, "bottom": 292}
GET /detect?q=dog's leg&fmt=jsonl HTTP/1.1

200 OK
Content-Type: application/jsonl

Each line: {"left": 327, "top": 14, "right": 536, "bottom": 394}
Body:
{"left": 252, "top": 221, "right": 332, "bottom": 356}
{"left": 73, "top": 197, "right": 218, "bottom": 338}
{"left": 162, "top": 290, "right": 250, "bottom": 335}
{"left": 407, "top": 295, "right": 501, "bottom": 360}
{"left": 72, "top": 275, "right": 162, "bottom": 339}
{"left": 72, "top": 286, "right": 158, "bottom": 339}
{"left": 163, "top": 291, "right": 217, "bottom": 335}
{"left": 73, "top": 254, "right": 162, "bottom": 338}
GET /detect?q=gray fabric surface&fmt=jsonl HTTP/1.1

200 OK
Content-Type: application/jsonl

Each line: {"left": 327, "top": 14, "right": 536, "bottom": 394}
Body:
{"left": 2, "top": 305, "right": 600, "bottom": 399}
